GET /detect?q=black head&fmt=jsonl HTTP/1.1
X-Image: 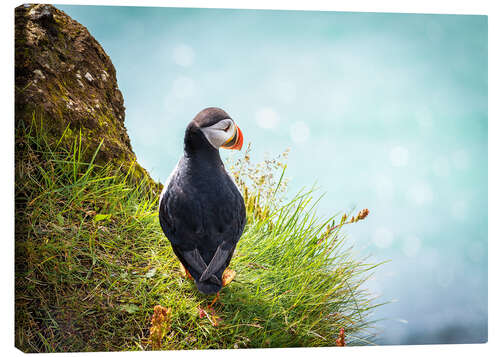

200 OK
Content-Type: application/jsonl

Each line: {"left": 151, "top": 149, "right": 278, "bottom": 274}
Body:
{"left": 191, "top": 107, "right": 231, "bottom": 128}
{"left": 184, "top": 107, "right": 243, "bottom": 157}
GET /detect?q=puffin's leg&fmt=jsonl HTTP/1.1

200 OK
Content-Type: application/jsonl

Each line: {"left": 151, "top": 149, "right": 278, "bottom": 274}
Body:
{"left": 179, "top": 262, "right": 193, "bottom": 280}
{"left": 222, "top": 268, "right": 236, "bottom": 287}
{"left": 208, "top": 292, "right": 220, "bottom": 308}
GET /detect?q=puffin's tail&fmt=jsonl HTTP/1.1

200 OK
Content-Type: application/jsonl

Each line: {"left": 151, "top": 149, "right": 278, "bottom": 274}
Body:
{"left": 195, "top": 276, "right": 222, "bottom": 295}
{"left": 172, "top": 245, "right": 232, "bottom": 295}
{"left": 195, "top": 245, "right": 233, "bottom": 294}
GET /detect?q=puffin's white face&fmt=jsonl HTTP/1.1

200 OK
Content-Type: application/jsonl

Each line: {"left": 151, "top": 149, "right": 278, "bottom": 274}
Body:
{"left": 200, "top": 118, "right": 243, "bottom": 150}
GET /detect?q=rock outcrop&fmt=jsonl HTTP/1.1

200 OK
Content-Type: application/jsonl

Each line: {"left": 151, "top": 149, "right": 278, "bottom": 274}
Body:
{"left": 15, "top": 4, "right": 158, "bottom": 189}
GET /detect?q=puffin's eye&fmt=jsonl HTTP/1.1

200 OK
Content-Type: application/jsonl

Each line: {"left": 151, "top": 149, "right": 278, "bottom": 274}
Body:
{"left": 223, "top": 124, "right": 231, "bottom": 132}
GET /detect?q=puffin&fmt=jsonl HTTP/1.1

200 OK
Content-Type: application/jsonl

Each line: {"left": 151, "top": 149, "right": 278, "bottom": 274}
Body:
{"left": 158, "top": 107, "right": 246, "bottom": 295}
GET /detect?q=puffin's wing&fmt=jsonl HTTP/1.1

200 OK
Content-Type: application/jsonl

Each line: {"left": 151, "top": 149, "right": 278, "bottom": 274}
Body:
{"left": 171, "top": 246, "right": 207, "bottom": 278}
{"left": 193, "top": 183, "right": 245, "bottom": 284}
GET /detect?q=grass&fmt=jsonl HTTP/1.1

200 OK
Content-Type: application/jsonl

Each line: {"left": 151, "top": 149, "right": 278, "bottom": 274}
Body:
{"left": 15, "top": 116, "right": 384, "bottom": 352}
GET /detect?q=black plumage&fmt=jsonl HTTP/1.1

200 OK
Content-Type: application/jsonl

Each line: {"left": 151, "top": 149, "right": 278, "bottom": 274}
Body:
{"left": 159, "top": 108, "right": 246, "bottom": 294}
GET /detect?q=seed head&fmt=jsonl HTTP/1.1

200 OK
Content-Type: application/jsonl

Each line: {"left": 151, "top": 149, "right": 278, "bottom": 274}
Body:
{"left": 356, "top": 208, "right": 369, "bottom": 221}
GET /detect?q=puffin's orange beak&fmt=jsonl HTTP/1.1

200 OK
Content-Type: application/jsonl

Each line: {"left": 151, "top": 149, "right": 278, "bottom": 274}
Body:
{"left": 221, "top": 125, "right": 243, "bottom": 150}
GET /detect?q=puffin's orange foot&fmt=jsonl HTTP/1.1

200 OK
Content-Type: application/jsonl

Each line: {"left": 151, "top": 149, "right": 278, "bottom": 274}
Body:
{"left": 208, "top": 292, "right": 220, "bottom": 309}
{"left": 222, "top": 268, "right": 236, "bottom": 287}
{"left": 180, "top": 263, "right": 193, "bottom": 280}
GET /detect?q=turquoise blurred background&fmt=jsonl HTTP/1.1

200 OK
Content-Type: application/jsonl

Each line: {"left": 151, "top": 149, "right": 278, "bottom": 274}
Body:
{"left": 57, "top": 5, "right": 488, "bottom": 345}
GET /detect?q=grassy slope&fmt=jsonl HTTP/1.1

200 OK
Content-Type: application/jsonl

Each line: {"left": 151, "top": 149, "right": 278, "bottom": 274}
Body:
{"left": 15, "top": 118, "right": 383, "bottom": 352}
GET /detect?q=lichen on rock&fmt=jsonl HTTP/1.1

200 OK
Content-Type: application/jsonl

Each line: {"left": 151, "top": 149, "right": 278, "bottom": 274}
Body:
{"left": 15, "top": 4, "right": 159, "bottom": 191}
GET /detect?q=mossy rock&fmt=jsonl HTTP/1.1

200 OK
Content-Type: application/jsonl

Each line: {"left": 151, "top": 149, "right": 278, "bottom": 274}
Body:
{"left": 15, "top": 4, "right": 160, "bottom": 192}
